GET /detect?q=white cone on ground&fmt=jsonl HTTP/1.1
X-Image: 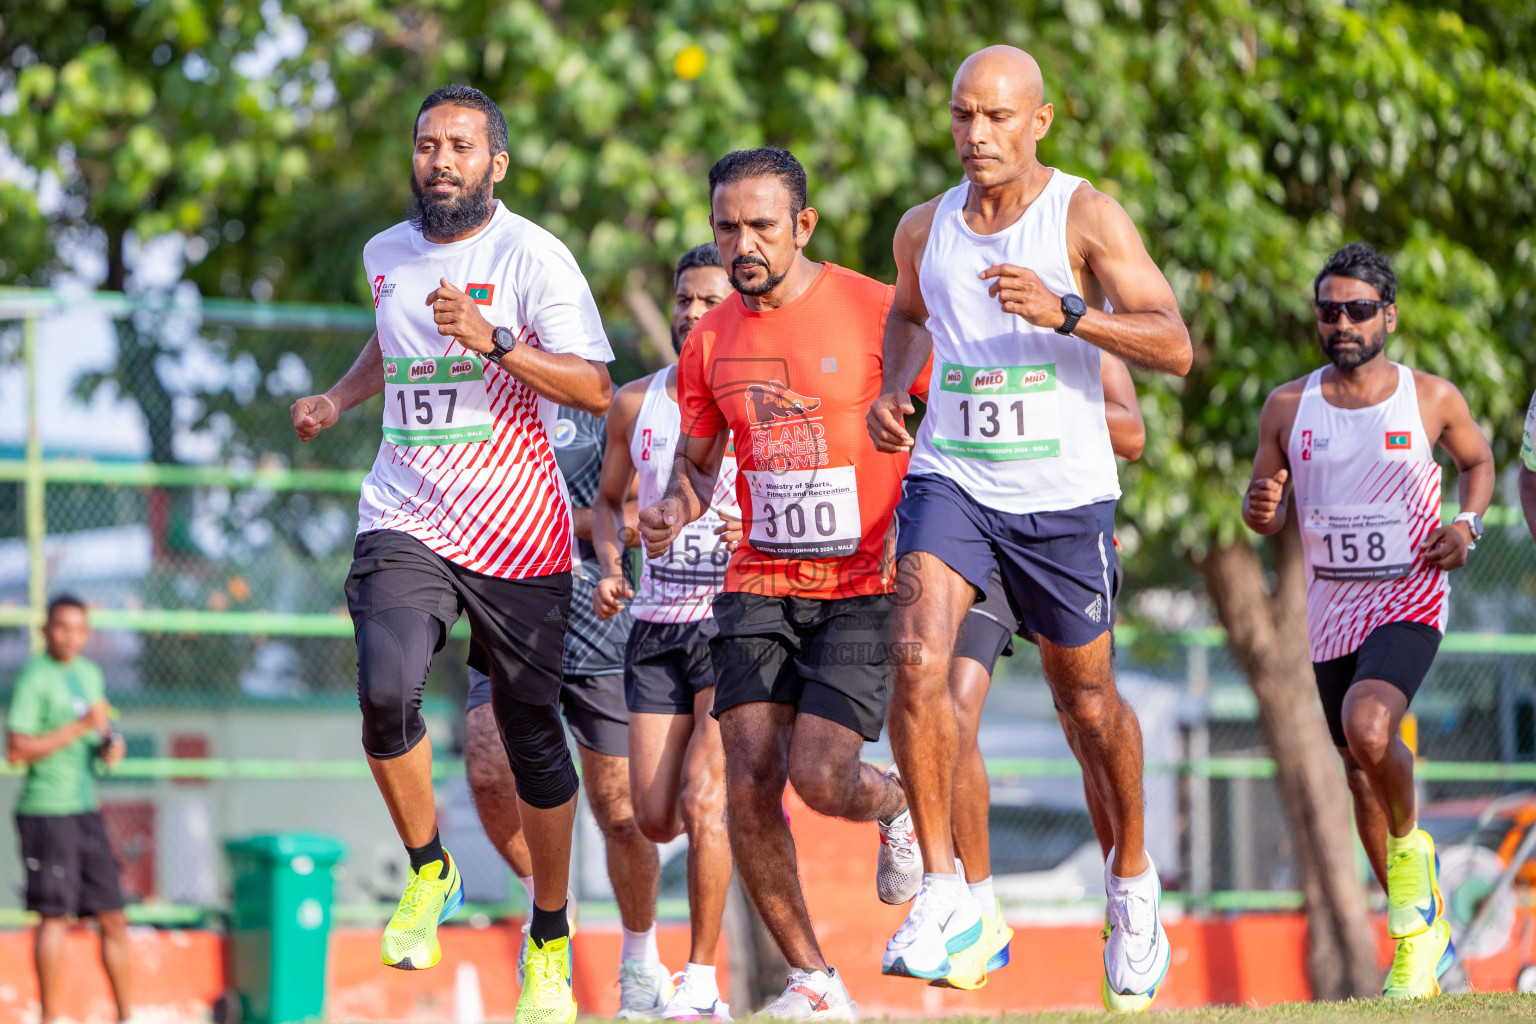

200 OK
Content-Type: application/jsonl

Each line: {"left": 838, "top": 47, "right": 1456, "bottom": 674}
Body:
{"left": 454, "top": 960, "right": 486, "bottom": 1024}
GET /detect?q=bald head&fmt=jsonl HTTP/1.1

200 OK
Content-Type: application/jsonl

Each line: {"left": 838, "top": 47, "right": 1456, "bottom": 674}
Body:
{"left": 953, "top": 46, "right": 1044, "bottom": 110}
{"left": 949, "top": 45, "right": 1053, "bottom": 188}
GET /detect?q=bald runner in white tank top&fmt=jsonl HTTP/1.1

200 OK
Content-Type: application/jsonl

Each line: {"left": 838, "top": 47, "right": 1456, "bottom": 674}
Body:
{"left": 894, "top": 171, "right": 1126, "bottom": 650}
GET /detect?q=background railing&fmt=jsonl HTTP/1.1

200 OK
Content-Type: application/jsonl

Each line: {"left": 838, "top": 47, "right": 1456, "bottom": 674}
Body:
{"left": 2, "top": 287, "right": 1534, "bottom": 925}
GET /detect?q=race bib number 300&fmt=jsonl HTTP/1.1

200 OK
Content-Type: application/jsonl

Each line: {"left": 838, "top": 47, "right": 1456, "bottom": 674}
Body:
{"left": 930, "top": 362, "right": 1061, "bottom": 461}
{"left": 1302, "top": 502, "right": 1414, "bottom": 581}
{"left": 382, "top": 355, "right": 494, "bottom": 446}
{"left": 744, "top": 466, "right": 861, "bottom": 559}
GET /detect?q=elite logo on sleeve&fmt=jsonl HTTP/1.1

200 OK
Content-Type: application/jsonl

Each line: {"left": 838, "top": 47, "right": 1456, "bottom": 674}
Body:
{"left": 1386, "top": 431, "right": 1412, "bottom": 450}
{"left": 465, "top": 283, "right": 495, "bottom": 305}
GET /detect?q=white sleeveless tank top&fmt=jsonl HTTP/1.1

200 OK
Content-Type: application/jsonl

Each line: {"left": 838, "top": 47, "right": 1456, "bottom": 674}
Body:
{"left": 630, "top": 369, "right": 740, "bottom": 624}
{"left": 1286, "top": 362, "right": 1448, "bottom": 662}
{"left": 908, "top": 170, "right": 1120, "bottom": 515}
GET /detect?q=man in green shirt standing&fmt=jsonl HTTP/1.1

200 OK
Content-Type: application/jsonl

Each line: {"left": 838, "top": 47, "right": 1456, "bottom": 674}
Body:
{"left": 7, "top": 595, "right": 132, "bottom": 1024}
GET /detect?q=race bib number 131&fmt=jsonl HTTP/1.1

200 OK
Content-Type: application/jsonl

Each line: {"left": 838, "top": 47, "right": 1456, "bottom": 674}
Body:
{"left": 382, "top": 355, "right": 494, "bottom": 446}
{"left": 930, "top": 362, "right": 1061, "bottom": 461}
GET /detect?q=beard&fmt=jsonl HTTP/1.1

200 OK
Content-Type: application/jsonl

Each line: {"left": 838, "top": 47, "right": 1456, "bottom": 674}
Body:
{"left": 671, "top": 321, "right": 691, "bottom": 354}
{"left": 730, "top": 255, "right": 787, "bottom": 297}
{"left": 410, "top": 167, "right": 495, "bottom": 240}
{"left": 1322, "top": 326, "right": 1386, "bottom": 370}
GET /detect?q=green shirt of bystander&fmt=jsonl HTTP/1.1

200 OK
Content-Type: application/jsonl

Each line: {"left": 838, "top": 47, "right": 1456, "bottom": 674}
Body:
{"left": 7, "top": 653, "right": 106, "bottom": 816}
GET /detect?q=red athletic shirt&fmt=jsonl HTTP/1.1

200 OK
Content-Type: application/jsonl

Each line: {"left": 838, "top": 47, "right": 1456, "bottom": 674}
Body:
{"left": 677, "top": 263, "right": 923, "bottom": 600}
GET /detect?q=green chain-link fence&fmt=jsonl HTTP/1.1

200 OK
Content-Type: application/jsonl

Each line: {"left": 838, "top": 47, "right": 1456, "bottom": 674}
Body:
{"left": 1, "top": 287, "right": 1534, "bottom": 925}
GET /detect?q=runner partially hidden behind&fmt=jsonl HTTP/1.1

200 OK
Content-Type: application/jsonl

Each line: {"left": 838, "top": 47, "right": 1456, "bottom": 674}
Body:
{"left": 290, "top": 85, "right": 612, "bottom": 1024}
{"left": 867, "top": 46, "right": 1191, "bottom": 1007}
{"left": 591, "top": 242, "right": 739, "bottom": 1021}
{"left": 640, "top": 148, "right": 925, "bottom": 1021}
{"left": 1244, "top": 242, "right": 1492, "bottom": 999}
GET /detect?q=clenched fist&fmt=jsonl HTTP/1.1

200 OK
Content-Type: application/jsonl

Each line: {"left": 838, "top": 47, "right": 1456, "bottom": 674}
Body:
{"left": 1246, "top": 468, "right": 1289, "bottom": 526}
{"left": 866, "top": 392, "right": 916, "bottom": 453}
{"left": 639, "top": 498, "right": 686, "bottom": 559}
{"left": 291, "top": 394, "right": 339, "bottom": 442}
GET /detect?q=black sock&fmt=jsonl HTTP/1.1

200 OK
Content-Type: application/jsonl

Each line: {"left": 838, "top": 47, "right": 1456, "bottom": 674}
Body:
{"left": 529, "top": 901, "right": 570, "bottom": 947}
{"left": 406, "top": 831, "right": 446, "bottom": 873}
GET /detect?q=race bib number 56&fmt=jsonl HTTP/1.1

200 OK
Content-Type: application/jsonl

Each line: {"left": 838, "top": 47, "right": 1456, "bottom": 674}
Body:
{"left": 1302, "top": 502, "right": 1414, "bottom": 581}
{"left": 382, "top": 355, "right": 494, "bottom": 446}
{"left": 930, "top": 362, "right": 1061, "bottom": 461}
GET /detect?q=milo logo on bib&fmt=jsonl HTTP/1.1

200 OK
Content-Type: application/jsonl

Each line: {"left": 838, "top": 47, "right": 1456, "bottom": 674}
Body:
{"left": 931, "top": 361, "right": 1062, "bottom": 461}
{"left": 449, "top": 359, "right": 476, "bottom": 378}
{"left": 408, "top": 359, "right": 436, "bottom": 382}
{"left": 972, "top": 369, "right": 1008, "bottom": 392}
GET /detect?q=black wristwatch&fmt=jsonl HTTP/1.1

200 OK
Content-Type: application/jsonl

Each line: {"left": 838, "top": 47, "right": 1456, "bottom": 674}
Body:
{"left": 486, "top": 325, "right": 516, "bottom": 363}
{"left": 1057, "top": 293, "right": 1088, "bottom": 336}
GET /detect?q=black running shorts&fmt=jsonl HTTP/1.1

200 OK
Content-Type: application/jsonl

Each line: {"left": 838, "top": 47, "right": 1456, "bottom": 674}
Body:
{"left": 709, "top": 591, "right": 893, "bottom": 741}
{"left": 466, "top": 667, "right": 630, "bottom": 759}
{"left": 1312, "top": 621, "right": 1442, "bottom": 748}
{"left": 18, "top": 812, "right": 125, "bottom": 918}
{"left": 625, "top": 618, "right": 719, "bottom": 715}
{"left": 953, "top": 567, "right": 1018, "bottom": 671}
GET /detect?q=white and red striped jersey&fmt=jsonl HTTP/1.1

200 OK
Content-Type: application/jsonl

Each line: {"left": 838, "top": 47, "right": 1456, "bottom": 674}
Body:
{"left": 1287, "top": 363, "right": 1447, "bottom": 662}
{"left": 628, "top": 368, "right": 739, "bottom": 623}
{"left": 358, "top": 201, "right": 613, "bottom": 579}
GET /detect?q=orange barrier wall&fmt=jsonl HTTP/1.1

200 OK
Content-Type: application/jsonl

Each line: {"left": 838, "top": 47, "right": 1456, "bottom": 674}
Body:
{"left": 1, "top": 790, "right": 1529, "bottom": 1023}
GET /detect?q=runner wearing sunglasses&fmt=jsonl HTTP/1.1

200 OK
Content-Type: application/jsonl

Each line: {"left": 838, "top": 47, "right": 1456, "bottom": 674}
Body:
{"left": 1243, "top": 241, "right": 1493, "bottom": 999}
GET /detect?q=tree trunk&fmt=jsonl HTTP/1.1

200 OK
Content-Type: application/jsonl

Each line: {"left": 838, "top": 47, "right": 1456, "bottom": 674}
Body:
{"left": 1196, "top": 518, "right": 1379, "bottom": 1000}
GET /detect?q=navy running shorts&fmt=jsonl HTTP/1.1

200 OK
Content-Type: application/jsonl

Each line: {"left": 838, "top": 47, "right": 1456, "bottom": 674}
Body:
{"left": 895, "top": 473, "right": 1117, "bottom": 649}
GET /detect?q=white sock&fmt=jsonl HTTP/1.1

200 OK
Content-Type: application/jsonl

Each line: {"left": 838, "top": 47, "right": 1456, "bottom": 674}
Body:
{"left": 968, "top": 875, "right": 998, "bottom": 917}
{"left": 621, "top": 924, "right": 659, "bottom": 963}
{"left": 1110, "top": 856, "right": 1158, "bottom": 893}
{"left": 516, "top": 874, "right": 536, "bottom": 911}
{"left": 921, "top": 871, "right": 964, "bottom": 898}
{"left": 682, "top": 962, "right": 717, "bottom": 990}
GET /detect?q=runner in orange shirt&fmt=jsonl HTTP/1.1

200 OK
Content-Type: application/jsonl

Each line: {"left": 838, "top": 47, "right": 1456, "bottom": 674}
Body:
{"left": 639, "top": 147, "right": 926, "bottom": 1021}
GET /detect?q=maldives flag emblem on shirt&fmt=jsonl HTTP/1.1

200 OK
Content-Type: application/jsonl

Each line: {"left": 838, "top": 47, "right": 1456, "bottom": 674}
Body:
{"left": 466, "top": 283, "right": 495, "bottom": 305}
{"left": 1386, "top": 431, "right": 1411, "bottom": 450}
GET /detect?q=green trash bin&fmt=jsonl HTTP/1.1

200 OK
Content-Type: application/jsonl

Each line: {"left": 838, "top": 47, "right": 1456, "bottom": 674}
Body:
{"left": 225, "top": 834, "right": 347, "bottom": 1024}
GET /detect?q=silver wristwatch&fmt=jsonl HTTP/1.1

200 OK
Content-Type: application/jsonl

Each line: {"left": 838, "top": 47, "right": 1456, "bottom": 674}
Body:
{"left": 1452, "top": 511, "right": 1483, "bottom": 550}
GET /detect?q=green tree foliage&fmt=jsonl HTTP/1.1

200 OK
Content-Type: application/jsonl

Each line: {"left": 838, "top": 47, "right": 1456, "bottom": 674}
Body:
{"left": 3, "top": 0, "right": 1532, "bottom": 536}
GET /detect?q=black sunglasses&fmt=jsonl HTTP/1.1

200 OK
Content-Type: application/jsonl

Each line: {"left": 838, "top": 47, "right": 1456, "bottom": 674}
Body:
{"left": 1315, "top": 299, "right": 1390, "bottom": 324}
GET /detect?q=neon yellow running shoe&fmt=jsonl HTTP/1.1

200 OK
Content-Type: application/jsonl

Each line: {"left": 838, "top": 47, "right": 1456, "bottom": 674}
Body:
{"left": 1386, "top": 829, "right": 1444, "bottom": 939}
{"left": 517, "top": 934, "right": 578, "bottom": 1024}
{"left": 931, "top": 913, "right": 1012, "bottom": 990}
{"left": 382, "top": 853, "right": 464, "bottom": 970}
{"left": 1383, "top": 918, "right": 1454, "bottom": 999}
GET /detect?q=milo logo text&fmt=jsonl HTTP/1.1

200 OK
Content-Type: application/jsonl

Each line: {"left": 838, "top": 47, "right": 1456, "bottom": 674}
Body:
{"left": 945, "top": 368, "right": 963, "bottom": 386}
{"left": 1020, "top": 369, "right": 1050, "bottom": 388}
{"left": 408, "top": 360, "right": 436, "bottom": 382}
{"left": 449, "top": 359, "right": 475, "bottom": 378}
{"left": 385, "top": 362, "right": 399, "bottom": 377}
{"left": 972, "top": 369, "right": 1007, "bottom": 392}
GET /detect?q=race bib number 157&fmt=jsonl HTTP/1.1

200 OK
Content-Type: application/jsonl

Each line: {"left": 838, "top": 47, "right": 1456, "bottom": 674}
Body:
{"left": 382, "top": 355, "right": 494, "bottom": 446}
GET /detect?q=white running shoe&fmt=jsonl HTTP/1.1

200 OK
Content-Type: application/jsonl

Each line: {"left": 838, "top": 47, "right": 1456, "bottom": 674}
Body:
{"left": 1102, "top": 852, "right": 1171, "bottom": 1006}
{"left": 617, "top": 959, "right": 675, "bottom": 1019}
{"left": 759, "top": 967, "right": 857, "bottom": 1022}
{"left": 881, "top": 880, "right": 983, "bottom": 980}
{"left": 876, "top": 765, "right": 921, "bottom": 905}
{"left": 660, "top": 970, "right": 732, "bottom": 1021}
{"left": 517, "top": 888, "right": 580, "bottom": 990}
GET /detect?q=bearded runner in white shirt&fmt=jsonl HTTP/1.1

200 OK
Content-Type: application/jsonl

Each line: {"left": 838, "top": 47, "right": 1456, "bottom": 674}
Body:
{"left": 290, "top": 85, "right": 611, "bottom": 1024}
